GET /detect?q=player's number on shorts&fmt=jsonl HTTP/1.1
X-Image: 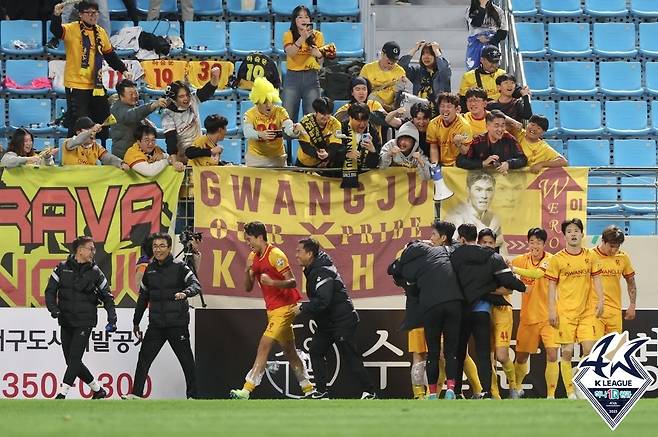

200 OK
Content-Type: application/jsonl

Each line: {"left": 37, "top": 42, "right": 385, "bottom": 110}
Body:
{"left": 153, "top": 67, "right": 174, "bottom": 88}
{"left": 197, "top": 62, "right": 222, "bottom": 82}
{"left": 246, "top": 63, "right": 265, "bottom": 82}
{"left": 500, "top": 331, "right": 509, "bottom": 341}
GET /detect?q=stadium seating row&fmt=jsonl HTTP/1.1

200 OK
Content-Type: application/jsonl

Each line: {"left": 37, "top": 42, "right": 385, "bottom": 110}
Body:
{"left": 524, "top": 60, "right": 658, "bottom": 97}
{"left": 1, "top": 20, "right": 364, "bottom": 58}
{"left": 512, "top": 0, "right": 658, "bottom": 17}
{"left": 516, "top": 22, "right": 658, "bottom": 58}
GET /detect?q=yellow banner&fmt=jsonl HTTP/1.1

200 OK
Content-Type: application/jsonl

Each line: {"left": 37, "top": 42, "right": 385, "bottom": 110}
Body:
{"left": 0, "top": 166, "right": 184, "bottom": 307}
{"left": 442, "top": 167, "right": 588, "bottom": 254}
{"left": 193, "top": 167, "right": 435, "bottom": 298}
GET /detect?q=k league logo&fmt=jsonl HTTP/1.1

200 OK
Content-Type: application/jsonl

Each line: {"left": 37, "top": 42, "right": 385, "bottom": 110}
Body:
{"left": 574, "top": 332, "right": 651, "bottom": 430}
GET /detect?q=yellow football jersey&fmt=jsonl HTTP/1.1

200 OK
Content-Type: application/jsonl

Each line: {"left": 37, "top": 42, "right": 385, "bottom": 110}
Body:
{"left": 186, "top": 60, "right": 234, "bottom": 90}
{"left": 543, "top": 248, "right": 602, "bottom": 319}
{"left": 513, "top": 251, "right": 552, "bottom": 324}
{"left": 243, "top": 106, "right": 289, "bottom": 158}
{"left": 283, "top": 30, "right": 324, "bottom": 71}
{"left": 296, "top": 114, "right": 342, "bottom": 167}
{"left": 360, "top": 61, "right": 406, "bottom": 107}
{"left": 188, "top": 135, "right": 220, "bottom": 167}
{"left": 123, "top": 142, "right": 166, "bottom": 168}
{"left": 62, "top": 140, "right": 107, "bottom": 166}
{"left": 514, "top": 130, "right": 563, "bottom": 167}
{"left": 142, "top": 60, "right": 189, "bottom": 90}
{"left": 61, "top": 23, "right": 112, "bottom": 89}
{"left": 426, "top": 114, "right": 473, "bottom": 166}
{"left": 589, "top": 247, "right": 634, "bottom": 312}
{"left": 335, "top": 100, "right": 384, "bottom": 118}
{"left": 463, "top": 111, "right": 488, "bottom": 136}
{"left": 458, "top": 68, "right": 506, "bottom": 101}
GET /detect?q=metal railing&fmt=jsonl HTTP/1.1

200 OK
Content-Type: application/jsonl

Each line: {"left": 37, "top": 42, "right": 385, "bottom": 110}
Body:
{"left": 361, "top": 0, "right": 377, "bottom": 62}
{"left": 500, "top": 0, "right": 527, "bottom": 86}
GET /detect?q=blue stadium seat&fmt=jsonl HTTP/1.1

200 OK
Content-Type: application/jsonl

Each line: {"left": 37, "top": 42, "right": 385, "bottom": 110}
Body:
{"left": 0, "top": 20, "right": 43, "bottom": 55}
{"left": 280, "top": 60, "right": 287, "bottom": 81}
{"left": 515, "top": 23, "right": 546, "bottom": 57}
{"left": 147, "top": 109, "right": 164, "bottom": 135}
{"left": 639, "top": 23, "right": 658, "bottom": 57}
{"left": 653, "top": 101, "right": 658, "bottom": 133}
{"left": 8, "top": 99, "right": 55, "bottom": 135}
{"left": 593, "top": 23, "right": 637, "bottom": 57}
{"left": 523, "top": 61, "right": 551, "bottom": 96}
{"left": 184, "top": 21, "right": 227, "bottom": 56}
{"left": 588, "top": 219, "right": 626, "bottom": 236}
{"left": 332, "top": 99, "right": 350, "bottom": 112}
{"left": 272, "top": 0, "right": 314, "bottom": 15}
{"left": 613, "top": 140, "right": 657, "bottom": 167}
{"left": 320, "top": 23, "right": 364, "bottom": 57}
{"left": 317, "top": 0, "right": 359, "bottom": 16}
{"left": 606, "top": 101, "right": 651, "bottom": 136}
{"left": 627, "top": 220, "right": 657, "bottom": 235}
{"left": 646, "top": 62, "right": 658, "bottom": 96}
{"left": 621, "top": 176, "right": 657, "bottom": 214}
{"left": 138, "top": 21, "right": 182, "bottom": 55}
{"left": 193, "top": 0, "right": 223, "bottom": 16}
{"left": 227, "top": 0, "right": 269, "bottom": 16}
{"left": 55, "top": 99, "right": 68, "bottom": 135}
{"left": 553, "top": 61, "right": 597, "bottom": 96}
{"left": 104, "top": 139, "right": 113, "bottom": 155}
{"left": 567, "top": 140, "right": 610, "bottom": 166}
{"left": 108, "top": 0, "right": 127, "bottom": 13}
{"left": 631, "top": 0, "right": 658, "bottom": 17}
{"left": 539, "top": 0, "right": 581, "bottom": 16}
{"left": 548, "top": 23, "right": 591, "bottom": 57}
{"left": 529, "top": 100, "right": 557, "bottom": 135}
{"left": 45, "top": 20, "right": 65, "bottom": 56}
{"left": 559, "top": 101, "right": 603, "bottom": 136}
{"left": 32, "top": 138, "right": 58, "bottom": 162}
{"left": 49, "top": 60, "right": 67, "bottom": 94}
{"left": 587, "top": 176, "right": 620, "bottom": 214}
{"left": 544, "top": 139, "right": 564, "bottom": 157}
{"left": 4, "top": 60, "right": 50, "bottom": 96}
{"left": 585, "top": 0, "right": 628, "bottom": 16}
{"left": 222, "top": 139, "right": 244, "bottom": 165}
{"left": 199, "top": 100, "right": 239, "bottom": 135}
{"left": 240, "top": 101, "right": 255, "bottom": 120}
{"left": 599, "top": 62, "right": 643, "bottom": 97}
{"left": 274, "top": 22, "right": 289, "bottom": 55}
{"left": 290, "top": 139, "right": 300, "bottom": 163}
{"left": 229, "top": 22, "right": 272, "bottom": 56}
{"left": 511, "top": 0, "right": 537, "bottom": 16}
{"left": 137, "top": 0, "right": 177, "bottom": 14}
{"left": 0, "top": 100, "right": 5, "bottom": 133}
{"left": 110, "top": 21, "right": 137, "bottom": 56}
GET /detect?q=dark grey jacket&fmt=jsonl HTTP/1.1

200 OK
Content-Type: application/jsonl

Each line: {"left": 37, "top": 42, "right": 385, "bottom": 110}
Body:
{"left": 399, "top": 54, "right": 452, "bottom": 101}
{"left": 110, "top": 100, "right": 156, "bottom": 159}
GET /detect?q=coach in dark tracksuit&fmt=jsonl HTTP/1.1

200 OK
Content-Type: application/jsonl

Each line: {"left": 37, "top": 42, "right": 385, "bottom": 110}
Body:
{"left": 45, "top": 235, "right": 117, "bottom": 399}
{"left": 391, "top": 221, "right": 464, "bottom": 399}
{"left": 128, "top": 232, "right": 201, "bottom": 399}
{"left": 450, "top": 224, "right": 525, "bottom": 398}
{"left": 295, "top": 238, "right": 376, "bottom": 399}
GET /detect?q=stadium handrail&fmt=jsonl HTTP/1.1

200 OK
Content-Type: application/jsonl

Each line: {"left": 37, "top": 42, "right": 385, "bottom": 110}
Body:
{"left": 500, "top": 0, "right": 527, "bottom": 88}
{"left": 361, "top": 0, "right": 377, "bottom": 63}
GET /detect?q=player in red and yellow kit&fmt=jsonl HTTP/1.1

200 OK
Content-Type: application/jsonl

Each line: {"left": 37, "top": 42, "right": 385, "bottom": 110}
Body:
{"left": 590, "top": 225, "right": 637, "bottom": 339}
{"left": 545, "top": 218, "right": 603, "bottom": 399}
{"left": 511, "top": 228, "right": 562, "bottom": 399}
{"left": 230, "top": 222, "right": 314, "bottom": 399}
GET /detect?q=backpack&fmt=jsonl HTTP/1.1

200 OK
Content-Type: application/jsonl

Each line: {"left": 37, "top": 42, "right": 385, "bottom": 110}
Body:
{"left": 319, "top": 59, "right": 365, "bottom": 100}
{"left": 138, "top": 20, "right": 171, "bottom": 57}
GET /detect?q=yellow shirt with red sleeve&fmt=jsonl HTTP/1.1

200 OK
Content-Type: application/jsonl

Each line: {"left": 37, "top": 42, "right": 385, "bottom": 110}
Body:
{"left": 426, "top": 114, "right": 473, "bottom": 166}
{"left": 283, "top": 30, "right": 324, "bottom": 71}
{"left": 62, "top": 22, "right": 113, "bottom": 89}
{"left": 513, "top": 251, "right": 552, "bottom": 325}
{"left": 243, "top": 106, "right": 289, "bottom": 158}
{"left": 249, "top": 244, "right": 302, "bottom": 311}
{"left": 62, "top": 140, "right": 107, "bottom": 165}
{"left": 543, "top": 248, "right": 602, "bottom": 320}
{"left": 123, "top": 142, "right": 166, "bottom": 168}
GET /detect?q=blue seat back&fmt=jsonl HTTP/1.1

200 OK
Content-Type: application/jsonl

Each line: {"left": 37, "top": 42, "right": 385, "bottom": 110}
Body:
{"left": 639, "top": 23, "right": 658, "bottom": 54}
{"left": 229, "top": 22, "right": 272, "bottom": 54}
{"left": 0, "top": 20, "right": 43, "bottom": 50}
{"left": 529, "top": 100, "right": 557, "bottom": 132}
{"left": 184, "top": 21, "right": 227, "bottom": 51}
{"left": 193, "top": 0, "right": 223, "bottom": 15}
{"left": 317, "top": 0, "right": 360, "bottom": 16}
{"left": 222, "top": 139, "right": 244, "bottom": 164}
{"left": 5, "top": 60, "right": 48, "bottom": 87}
{"left": 593, "top": 23, "right": 637, "bottom": 55}
{"left": 199, "top": 100, "right": 238, "bottom": 132}
{"left": 606, "top": 101, "right": 649, "bottom": 133}
{"left": 320, "top": 22, "right": 364, "bottom": 55}
{"left": 9, "top": 99, "right": 52, "bottom": 128}
{"left": 548, "top": 23, "right": 591, "bottom": 55}
{"left": 567, "top": 139, "right": 610, "bottom": 166}
{"left": 553, "top": 61, "right": 596, "bottom": 94}
{"left": 599, "top": 62, "right": 643, "bottom": 95}
{"left": 585, "top": 0, "right": 628, "bottom": 15}
{"left": 540, "top": 0, "right": 581, "bottom": 15}
{"left": 588, "top": 176, "right": 618, "bottom": 202}
{"left": 515, "top": 23, "right": 545, "bottom": 55}
{"left": 613, "top": 140, "right": 657, "bottom": 167}
{"left": 559, "top": 101, "right": 603, "bottom": 133}
{"left": 523, "top": 61, "right": 550, "bottom": 94}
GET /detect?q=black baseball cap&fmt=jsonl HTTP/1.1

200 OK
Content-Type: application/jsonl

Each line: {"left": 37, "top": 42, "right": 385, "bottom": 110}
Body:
{"left": 481, "top": 45, "right": 501, "bottom": 63}
{"left": 382, "top": 41, "right": 401, "bottom": 61}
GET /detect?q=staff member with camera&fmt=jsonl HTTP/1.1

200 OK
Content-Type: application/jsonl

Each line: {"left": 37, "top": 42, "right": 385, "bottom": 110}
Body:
{"left": 124, "top": 232, "right": 201, "bottom": 399}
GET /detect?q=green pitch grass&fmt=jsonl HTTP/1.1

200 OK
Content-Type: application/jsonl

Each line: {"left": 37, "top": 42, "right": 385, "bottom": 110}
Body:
{"left": 0, "top": 399, "right": 655, "bottom": 437}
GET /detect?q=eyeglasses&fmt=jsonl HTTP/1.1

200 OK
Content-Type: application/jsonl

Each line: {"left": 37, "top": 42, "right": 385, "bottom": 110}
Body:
{"left": 81, "top": 10, "right": 100, "bottom": 15}
{"left": 152, "top": 244, "right": 169, "bottom": 249}
{"left": 141, "top": 138, "right": 156, "bottom": 145}
{"left": 81, "top": 245, "right": 96, "bottom": 252}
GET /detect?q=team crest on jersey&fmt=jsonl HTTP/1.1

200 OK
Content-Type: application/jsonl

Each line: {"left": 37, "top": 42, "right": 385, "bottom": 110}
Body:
{"left": 276, "top": 258, "right": 285, "bottom": 268}
{"left": 574, "top": 331, "right": 650, "bottom": 430}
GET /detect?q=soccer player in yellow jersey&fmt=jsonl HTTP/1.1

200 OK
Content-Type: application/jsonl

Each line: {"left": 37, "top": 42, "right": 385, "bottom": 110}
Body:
{"left": 545, "top": 218, "right": 604, "bottom": 399}
{"left": 185, "top": 115, "right": 228, "bottom": 166}
{"left": 426, "top": 93, "right": 473, "bottom": 166}
{"left": 463, "top": 87, "right": 489, "bottom": 136}
{"left": 511, "top": 228, "right": 562, "bottom": 399}
{"left": 505, "top": 115, "right": 567, "bottom": 173}
{"left": 590, "top": 225, "right": 637, "bottom": 339}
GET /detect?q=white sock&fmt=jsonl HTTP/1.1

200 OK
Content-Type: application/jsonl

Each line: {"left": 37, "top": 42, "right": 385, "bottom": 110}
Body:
{"left": 58, "top": 383, "right": 71, "bottom": 396}
{"left": 88, "top": 380, "right": 101, "bottom": 392}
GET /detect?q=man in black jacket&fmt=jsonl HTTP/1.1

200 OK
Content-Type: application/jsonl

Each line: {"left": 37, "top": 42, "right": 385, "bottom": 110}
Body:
{"left": 125, "top": 232, "right": 201, "bottom": 399}
{"left": 392, "top": 220, "right": 464, "bottom": 400}
{"left": 295, "top": 238, "right": 376, "bottom": 400}
{"left": 45, "top": 235, "right": 117, "bottom": 400}
{"left": 450, "top": 223, "right": 525, "bottom": 398}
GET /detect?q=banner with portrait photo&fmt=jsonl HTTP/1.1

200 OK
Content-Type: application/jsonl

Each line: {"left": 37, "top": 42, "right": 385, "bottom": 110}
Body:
{"left": 441, "top": 167, "right": 589, "bottom": 254}
{"left": 0, "top": 166, "right": 184, "bottom": 307}
{"left": 192, "top": 167, "right": 435, "bottom": 299}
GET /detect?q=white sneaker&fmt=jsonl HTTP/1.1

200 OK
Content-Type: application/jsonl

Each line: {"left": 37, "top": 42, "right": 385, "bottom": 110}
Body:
{"left": 360, "top": 392, "right": 377, "bottom": 399}
{"left": 568, "top": 392, "right": 578, "bottom": 400}
{"left": 546, "top": 396, "right": 555, "bottom": 399}
{"left": 120, "top": 394, "right": 142, "bottom": 400}
{"left": 575, "top": 387, "right": 587, "bottom": 399}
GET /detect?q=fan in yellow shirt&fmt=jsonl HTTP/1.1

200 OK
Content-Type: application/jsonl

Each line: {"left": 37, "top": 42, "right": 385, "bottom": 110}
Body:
{"left": 463, "top": 87, "right": 489, "bottom": 136}
{"left": 296, "top": 97, "right": 342, "bottom": 167}
{"left": 124, "top": 124, "right": 184, "bottom": 176}
{"left": 360, "top": 41, "right": 407, "bottom": 111}
{"left": 185, "top": 115, "right": 228, "bottom": 166}
{"left": 506, "top": 115, "right": 568, "bottom": 173}
{"left": 545, "top": 218, "right": 603, "bottom": 399}
{"left": 589, "top": 225, "right": 637, "bottom": 339}
{"left": 62, "top": 117, "right": 126, "bottom": 169}
{"left": 458, "top": 46, "right": 505, "bottom": 106}
{"left": 426, "top": 93, "right": 473, "bottom": 166}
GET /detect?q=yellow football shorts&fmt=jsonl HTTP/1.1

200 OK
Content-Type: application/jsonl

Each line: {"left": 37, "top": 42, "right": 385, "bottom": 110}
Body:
{"left": 491, "top": 306, "right": 513, "bottom": 348}
{"left": 263, "top": 304, "right": 297, "bottom": 343}
{"left": 593, "top": 308, "right": 623, "bottom": 339}
{"left": 557, "top": 315, "right": 597, "bottom": 344}
{"left": 408, "top": 327, "right": 428, "bottom": 353}
{"left": 515, "top": 321, "right": 558, "bottom": 353}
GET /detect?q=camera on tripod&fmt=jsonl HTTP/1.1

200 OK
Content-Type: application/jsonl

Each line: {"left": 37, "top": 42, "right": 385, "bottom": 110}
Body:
{"left": 179, "top": 227, "right": 202, "bottom": 247}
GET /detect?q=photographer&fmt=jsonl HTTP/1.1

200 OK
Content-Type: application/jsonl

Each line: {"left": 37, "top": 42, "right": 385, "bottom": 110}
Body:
{"left": 125, "top": 233, "right": 201, "bottom": 399}
{"left": 44, "top": 236, "right": 117, "bottom": 400}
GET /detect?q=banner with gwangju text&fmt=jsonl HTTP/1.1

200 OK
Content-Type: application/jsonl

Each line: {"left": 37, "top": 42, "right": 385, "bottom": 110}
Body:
{"left": 0, "top": 166, "right": 183, "bottom": 307}
{"left": 192, "top": 167, "right": 435, "bottom": 299}
{"left": 442, "top": 167, "right": 589, "bottom": 255}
